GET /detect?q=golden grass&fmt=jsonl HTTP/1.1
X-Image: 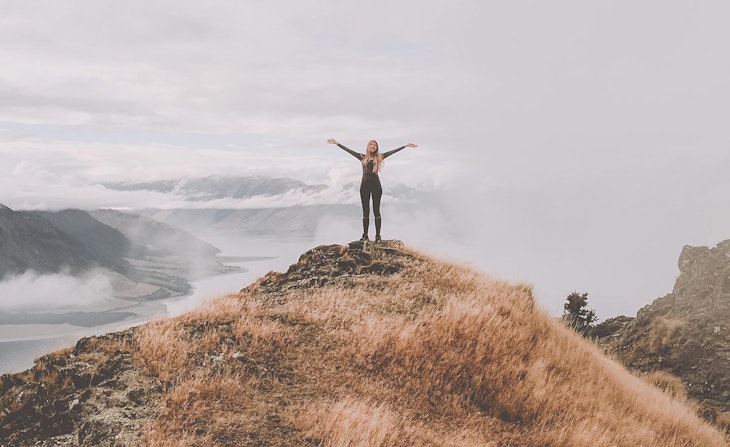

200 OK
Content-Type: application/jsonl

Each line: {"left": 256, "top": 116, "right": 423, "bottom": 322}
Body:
{"left": 133, "top": 246, "right": 729, "bottom": 446}
{"left": 717, "top": 412, "right": 730, "bottom": 430}
{"left": 136, "top": 318, "right": 192, "bottom": 383}
{"left": 644, "top": 370, "right": 689, "bottom": 400}
{"left": 299, "top": 398, "right": 403, "bottom": 447}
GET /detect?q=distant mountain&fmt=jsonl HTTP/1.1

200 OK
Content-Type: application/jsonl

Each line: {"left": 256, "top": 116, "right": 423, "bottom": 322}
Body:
{"left": 597, "top": 240, "right": 730, "bottom": 424}
{"left": 90, "top": 209, "right": 220, "bottom": 258}
{"left": 0, "top": 205, "right": 240, "bottom": 305}
{"left": 139, "top": 204, "right": 356, "bottom": 238}
{"left": 104, "top": 175, "right": 328, "bottom": 201}
{"left": 30, "top": 209, "right": 133, "bottom": 273}
{"left": 0, "top": 204, "right": 124, "bottom": 279}
{"left": 105, "top": 174, "right": 433, "bottom": 241}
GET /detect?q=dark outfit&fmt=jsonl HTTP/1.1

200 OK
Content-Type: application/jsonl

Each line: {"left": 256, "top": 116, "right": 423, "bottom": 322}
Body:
{"left": 337, "top": 143, "right": 406, "bottom": 239}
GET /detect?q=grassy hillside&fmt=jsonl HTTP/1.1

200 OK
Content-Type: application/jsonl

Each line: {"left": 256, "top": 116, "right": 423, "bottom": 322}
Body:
{"left": 135, "top": 241, "right": 727, "bottom": 446}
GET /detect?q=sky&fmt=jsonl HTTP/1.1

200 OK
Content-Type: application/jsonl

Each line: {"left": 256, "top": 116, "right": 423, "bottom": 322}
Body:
{"left": 1, "top": 0, "right": 729, "bottom": 318}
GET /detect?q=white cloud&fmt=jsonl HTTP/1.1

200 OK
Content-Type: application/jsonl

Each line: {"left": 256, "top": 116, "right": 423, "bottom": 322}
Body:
{"left": 0, "top": 137, "right": 441, "bottom": 210}
{"left": 1, "top": 0, "right": 730, "bottom": 319}
{"left": 0, "top": 269, "right": 116, "bottom": 312}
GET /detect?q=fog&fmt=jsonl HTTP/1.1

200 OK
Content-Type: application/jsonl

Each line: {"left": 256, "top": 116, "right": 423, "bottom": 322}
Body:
{"left": 0, "top": 269, "right": 117, "bottom": 312}
{"left": 1, "top": 156, "right": 725, "bottom": 321}
{"left": 314, "top": 193, "right": 697, "bottom": 319}
{"left": 164, "top": 236, "right": 315, "bottom": 317}
{"left": 2, "top": 0, "right": 730, "bottom": 370}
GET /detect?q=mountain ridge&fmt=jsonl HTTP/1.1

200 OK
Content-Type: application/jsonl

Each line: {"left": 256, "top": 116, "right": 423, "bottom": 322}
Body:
{"left": 0, "top": 204, "right": 117, "bottom": 280}
{"left": 1, "top": 240, "right": 726, "bottom": 446}
{"left": 104, "top": 175, "right": 328, "bottom": 201}
{"left": 0, "top": 205, "right": 239, "bottom": 320}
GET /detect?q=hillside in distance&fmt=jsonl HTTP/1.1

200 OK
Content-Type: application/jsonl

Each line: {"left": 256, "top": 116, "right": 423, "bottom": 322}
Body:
{"left": 0, "top": 205, "right": 128, "bottom": 279}
{"left": 1, "top": 241, "right": 726, "bottom": 446}
{"left": 90, "top": 209, "right": 220, "bottom": 259}
{"left": 0, "top": 205, "right": 237, "bottom": 314}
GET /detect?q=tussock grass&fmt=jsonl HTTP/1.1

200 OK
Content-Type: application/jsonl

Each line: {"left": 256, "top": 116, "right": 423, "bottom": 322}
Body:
{"left": 644, "top": 370, "right": 689, "bottom": 400}
{"left": 299, "top": 398, "right": 403, "bottom": 447}
{"left": 718, "top": 412, "right": 730, "bottom": 430}
{"left": 134, "top": 246, "right": 729, "bottom": 446}
{"left": 136, "top": 319, "right": 192, "bottom": 383}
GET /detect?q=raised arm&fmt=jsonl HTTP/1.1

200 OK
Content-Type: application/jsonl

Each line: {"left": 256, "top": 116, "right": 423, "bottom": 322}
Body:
{"left": 327, "top": 138, "right": 363, "bottom": 160}
{"left": 382, "top": 143, "right": 417, "bottom": 159}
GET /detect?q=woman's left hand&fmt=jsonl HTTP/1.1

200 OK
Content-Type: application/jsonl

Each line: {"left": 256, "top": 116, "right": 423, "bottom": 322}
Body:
{"left": 406, "top": 143, "right": 417, "bottom": 148}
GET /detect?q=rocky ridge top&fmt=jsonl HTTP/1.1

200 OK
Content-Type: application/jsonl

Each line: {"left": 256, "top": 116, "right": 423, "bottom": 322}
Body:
{"left": 2, "top": 239, "right": 727, "bottom": 446}
{"left": 248, "top": 239, "right": 413, "bottom": 297}
{"left": 0, "top": 330, "right": 162, "bottom": 446}
{"left": 0, "top": 240, "right": 413, "bottom": 446}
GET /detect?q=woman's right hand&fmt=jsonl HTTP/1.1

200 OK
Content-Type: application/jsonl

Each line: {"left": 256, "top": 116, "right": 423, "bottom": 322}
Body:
{"left": 327, "top": 138, "right": 338, "bottom": 145}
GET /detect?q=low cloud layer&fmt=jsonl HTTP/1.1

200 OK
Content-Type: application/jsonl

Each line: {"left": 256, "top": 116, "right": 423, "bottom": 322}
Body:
{"left": 0, "top": 269, "right": 116, "bottom": 312}
{"left": 0, "top": 143, "right": 435, "bottom": 211}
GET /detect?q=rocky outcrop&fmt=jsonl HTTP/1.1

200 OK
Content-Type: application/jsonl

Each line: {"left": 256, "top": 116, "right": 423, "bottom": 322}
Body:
{"left": 0, "top": 329, "right": 162, "bottom": 447}
{"left": 601, "top": 240, "right": 730, "bottom": 421}
{"left": 248, "top": 240, "right": 413, "bottom": 297}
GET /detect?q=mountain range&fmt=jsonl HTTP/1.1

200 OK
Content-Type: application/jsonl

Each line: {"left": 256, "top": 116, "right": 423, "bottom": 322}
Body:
{"left": 0, "top": 205, "right": 127, "bottom": 279}
{"left": 104, "top": 175, "right": 328, "bottom": 201}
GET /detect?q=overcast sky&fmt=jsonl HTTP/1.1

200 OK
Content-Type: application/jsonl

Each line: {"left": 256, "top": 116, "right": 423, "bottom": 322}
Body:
{"left": 2, "top": 1, "right": 729, "bottom": 318}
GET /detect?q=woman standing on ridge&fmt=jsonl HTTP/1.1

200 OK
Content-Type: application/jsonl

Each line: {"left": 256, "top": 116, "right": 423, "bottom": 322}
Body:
{"left": 327, "top": 138, "right": 417, "bottom": 242}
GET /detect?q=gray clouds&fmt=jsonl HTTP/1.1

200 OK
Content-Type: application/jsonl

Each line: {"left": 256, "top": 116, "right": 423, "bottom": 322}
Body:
{"left": 1, "top": 1, "right": 730, "bottom": 317}
{"left": 0, "top": 0, "right": 446, "bottom": 136}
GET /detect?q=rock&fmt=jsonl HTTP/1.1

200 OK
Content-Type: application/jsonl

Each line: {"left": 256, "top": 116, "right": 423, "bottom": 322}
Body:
{"left": 78, "top": 419, "right": 122, "bottom": 446}
{"left": 245, "top": 239, "right": 413, "bottom": 297}
{"left": 600, "top": 239, "right": 730, "bottom": 423}
{"left": 0, "top": 329, "right": 162, "bottom": 446}
{"left": 592, "top": 315, "right": 635, "bottom": 339}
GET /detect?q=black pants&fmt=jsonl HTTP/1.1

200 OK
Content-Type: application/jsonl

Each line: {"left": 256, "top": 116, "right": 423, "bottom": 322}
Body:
{"left": 360, "top": 177, "right": 382, "bottom": 236}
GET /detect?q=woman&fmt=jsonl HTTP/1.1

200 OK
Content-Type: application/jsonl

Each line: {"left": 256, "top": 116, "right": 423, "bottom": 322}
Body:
{"left": 327, "top": 138, "right": 417, "bottom": 242}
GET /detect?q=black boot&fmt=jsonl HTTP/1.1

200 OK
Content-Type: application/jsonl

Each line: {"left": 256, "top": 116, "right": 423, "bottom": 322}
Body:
{"left": 361, "top": 217, "right": 369, "bottom": 241}
{"left": 374, "top": 216, "right": 382, "bottom": 242}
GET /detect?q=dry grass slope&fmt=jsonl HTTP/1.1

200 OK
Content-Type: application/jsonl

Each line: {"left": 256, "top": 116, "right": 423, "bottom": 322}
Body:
{"left": 133, "top": 243, "right": 728, "bottom": 446}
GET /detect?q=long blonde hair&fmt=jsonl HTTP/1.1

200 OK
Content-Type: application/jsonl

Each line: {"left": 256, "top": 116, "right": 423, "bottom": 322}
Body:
{"left": 364, "top": 139, "right": 384, "bottom": 174}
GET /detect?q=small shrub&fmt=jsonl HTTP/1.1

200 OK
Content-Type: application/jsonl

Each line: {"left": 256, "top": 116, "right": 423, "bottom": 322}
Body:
{"left": 562, "top": 291, "right": 597, "bottom": 336}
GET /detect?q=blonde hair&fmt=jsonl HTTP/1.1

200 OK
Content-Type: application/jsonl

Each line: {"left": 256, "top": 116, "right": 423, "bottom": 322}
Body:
{"left": 364, "top": 139, "right": 384, "bottom": 174}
